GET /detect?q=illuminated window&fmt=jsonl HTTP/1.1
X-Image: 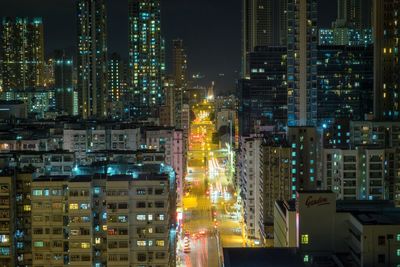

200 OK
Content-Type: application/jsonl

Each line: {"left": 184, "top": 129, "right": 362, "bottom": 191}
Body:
{"left": 102, "top": 225, "right": 107, "bottom": 231}
{"left": 148, "top": 214, "right": 153, "bottom": 221}
{"left": 304, "top": 255, "right": 309, "bottom": 262}
{"left": 69, "top": 203, "right": 78, "bottom": 210}
{"left": 137, "top": 240, "right": 146, "bottom": 246}
{"left": 397, "top": 249, "right": 400, "bottom": 256}
{"left": 95, "top": 238, "right": 101, "bottom": 244}
{"left": 301, "top": 234, "right": 309, "bottom": 244}
{"left": 34, "top": 241, "right": 44, "bottom": 247}
{"left": 23, "top": 205, "right": 31, "bottom": 211}
{"left": 0, "top": 235, "right": 9, "bottom": 243}
{"left": 148, "top": 228, "right": 153, "bottom": 234}
{"left": 80, "top": 203, "right": 89, "bottom": 209}
{"left": 81, "top": 242, "right": 90, "bottom": 249}
{"left": 137, "top": 214, "right": 146, "bottom": 221}
{"left": 32, "top": 189, "right": 42, "bottom": 196}
{"left": 156, "top": 240, "right": 164, "bottom": 247}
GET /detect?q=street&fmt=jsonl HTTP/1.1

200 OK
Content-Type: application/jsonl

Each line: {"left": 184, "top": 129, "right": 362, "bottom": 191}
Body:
{"left": 177, "top": 100, "right": 244, "bottom": 267}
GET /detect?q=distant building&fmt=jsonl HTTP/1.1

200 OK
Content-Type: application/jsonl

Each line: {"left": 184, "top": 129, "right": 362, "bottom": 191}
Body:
{"left": 1, "top": 17, "right": 44, "bottom": 90}
{"left": 54, "top": 51, "right": 74, "bottom": 115}
{"left": 172, "top": 39, "right": 187, "bottom": 88}
{"left": 128, "top": 0, "right": 163, "bottom": 119}
{"left": 242, "top": 0, "right": 287, "bottom": 77}
{"left": 373, "top": 0, "right": 400, "bottom": 120}
{"left": 336, "top": 0, "right": 372, "bottom": 29}
{"left": 108, "top": 53, "right": 128, "bottom": 119}
{"left": 63, "top": 127, "right": 141, "bottom": 164}
{"left": 288, "top": 127, "right": 319, "bottom": 192}
{"left": 287, "top": 0, "right": 318, "bottom": 126}
{"left": 317, "top": 45, "right": 374, "bottom": 123}
{"left": 323, "top": 147, "right": 388, "bottom": 200}
{"left": 108, "top": 53, "right": 128, "bottom": 103}
{"left": 77, "top": 0, "right": 108, "bottom": 118}
{"left": 318, "top": 28, "right": 373, "bottom": 46}
{"left": 0, "top": 88, "right": 55, "bottom": 118}
{"left": 238, "top": 46, "right": 287, "bottom": 135}
{"left": 0, "top": 100, "right": 27, "bottom": 119}
{"left": 260, "top": 144, "right": 292, "bottom": 243}
{"left": 238, "top": 136, "right": 263, "bottom": 242}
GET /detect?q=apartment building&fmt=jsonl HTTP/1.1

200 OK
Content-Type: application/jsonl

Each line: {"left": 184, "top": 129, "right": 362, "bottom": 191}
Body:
{"left": 323, "top": 146, "right": 387, "bottom": 200}
{"left": 260, "top": 144, "right": 292, "bottom": 243}
{"left": 350, "top": 121, "right": 400, "bottom": 148}
{"left": 238, "top": 136, "right": 263, "bottom": 242}
{"left": 144, "top": 127, "right": 184, "bottom": 207}
{"left": 0, "top": 171, "right": 33, "bottom": 267}
{"left": 30, "top": 166, "right": 176, "bottom": 267}
{"left": 63, "top": 128, "right": 140, "bottom": 163}
{"left": 274, "top": 191, "right": 400, "bottom": 267}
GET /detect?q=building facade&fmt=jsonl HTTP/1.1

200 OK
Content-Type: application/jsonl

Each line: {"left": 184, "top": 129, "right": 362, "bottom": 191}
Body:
{"left": 54, "top": 51, "right": 74, "bottom": 115}
{"left": 238, "top": 46, "right": 287, "bottom": 135}
{"left": 1, "top": 17, "right": 44, "bottom": 91}
{"left": 128, "top": 0, "right": 163, "bottom": 119}
{"left": 287, "top": 0, "right": 318, "bottom": 126}
{"left": 373, "top": 0, "right": 400, "bottom": 120}
{"left": 317, "top": 45, "right": 374, "bottom": 123}
{"left": 77, "top": 0, "right": 108, "bottom": 119}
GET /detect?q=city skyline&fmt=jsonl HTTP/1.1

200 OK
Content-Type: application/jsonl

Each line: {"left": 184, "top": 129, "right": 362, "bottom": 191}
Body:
{"left": 0, "top": 0, "right": 336, "bottom": 93}
{"left": 1, "top": 1, "right": 399, "bottom": 267}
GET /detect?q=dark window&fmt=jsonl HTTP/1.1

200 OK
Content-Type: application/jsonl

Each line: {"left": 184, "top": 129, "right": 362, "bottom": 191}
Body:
{"left": 378, "top": 236, "right": 386, "bottom": 246}
{"left": 136, "top": 202, "right": 146, "bottom": 208}
{"left": 378, "top": 254, "right": 385, "bottom": 263}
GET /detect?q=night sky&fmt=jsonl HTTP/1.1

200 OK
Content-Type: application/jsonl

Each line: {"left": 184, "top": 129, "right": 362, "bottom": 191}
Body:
{"left": 0, "top": 0, "right": 336, "bottom": 94}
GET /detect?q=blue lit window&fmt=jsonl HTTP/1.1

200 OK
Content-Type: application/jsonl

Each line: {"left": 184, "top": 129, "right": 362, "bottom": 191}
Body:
{"left": 304, "top": 255, "right": 309, "bottom": 262}
{"left": 94, "top": 187, "right": 101, "bottom": 195}
{"left": 292, "top": 169, "right": 297, "bottom": 174}
{"left": 292, "top": 143, "right": 296, "bottom": 149}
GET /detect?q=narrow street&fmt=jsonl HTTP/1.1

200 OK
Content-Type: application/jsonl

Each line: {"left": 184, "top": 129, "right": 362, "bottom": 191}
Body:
{"left": 177, "top": 100, "right": 244, "bottom": 267}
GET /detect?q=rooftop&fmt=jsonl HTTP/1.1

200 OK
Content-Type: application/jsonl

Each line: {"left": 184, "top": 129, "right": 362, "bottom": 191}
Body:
{"left": 223, "top": 248, "right": 305, "bottom": 267}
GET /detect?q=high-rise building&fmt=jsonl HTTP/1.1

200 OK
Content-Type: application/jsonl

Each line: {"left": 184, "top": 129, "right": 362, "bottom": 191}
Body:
{"left": 238, "top": 136, "right": 263, "bottom": 241}
{"left": 336, "top": 0, "right": 372, "bottom": 28}
{"left": 30, "top": 170, "right": 176, "bottom": 267}
{"left": 128, "top": 0, "right": 163, "bottom": 119}
{"left": 260, "top": 143, "right": 292, "bottom": 244}
{"left": 287, "top": 0, "right": 318, "bottom": 126}
{"left": 172, "top": 39, "right": 187, "bottom": 89}
{"left": 318, "top": 28, "right": 373, "bottom": 46}
{"left": 317, "top": 45, "right": 374, "bottom": 123}
{"left": 108, "top": 53, "right": 127, "bottom": 103}
{"left": 238, "top": 46, "right": 287, "bottom": 135}
{"left": 242, "top": 0, "right": 287, "bottom": 77}
{"left": 288, "top": 127, "right": 319, "bottom": 192}
{"left": 77, "top": 0, "right": 108, "bottom": 119}
{"left": 373, "top": 0, "right": 400, "bottom": 120}
{"left": 0, "top": 171, "right": 33, "bottom": 267}
{"left": 54, "top": 50, "right": 74, "bottom": 115}
{"left": 1, "top": 17, "right": 44, "bottom": 90}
